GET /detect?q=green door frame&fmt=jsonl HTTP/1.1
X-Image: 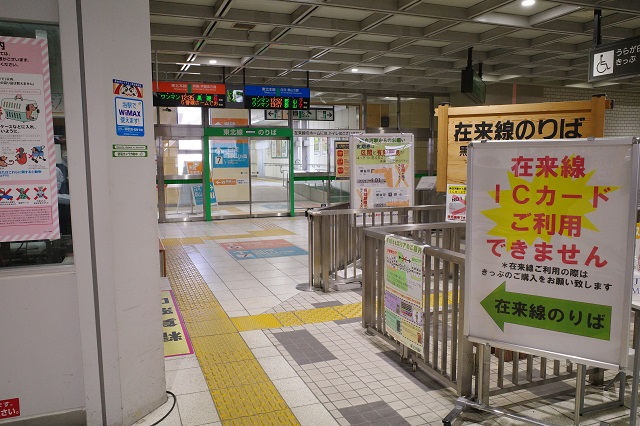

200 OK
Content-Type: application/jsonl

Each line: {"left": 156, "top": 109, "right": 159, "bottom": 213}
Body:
{"left": 203, "top": 127, "right": 294, "bottom": 219}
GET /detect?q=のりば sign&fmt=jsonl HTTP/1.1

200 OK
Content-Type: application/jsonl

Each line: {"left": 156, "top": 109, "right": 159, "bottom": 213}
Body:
{"left": 465, "top": 138, "right": 639, "bottom": 369}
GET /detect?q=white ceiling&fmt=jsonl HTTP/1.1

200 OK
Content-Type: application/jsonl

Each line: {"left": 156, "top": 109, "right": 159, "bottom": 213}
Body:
{"left": 149, "top": 0, "right": 640, "bottom": 102}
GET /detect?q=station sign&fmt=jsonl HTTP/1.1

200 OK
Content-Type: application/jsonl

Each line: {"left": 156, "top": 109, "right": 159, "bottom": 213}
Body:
{"left": 244, "top": 85, "right": 310, "bottom": 110}
{"left": 206, "top": 127, "right": 293, "bottom": 138}
{"left": 589, "top": 35, "right": 640, "bottom": 82}
{"left": 264, "top": 110, "right": 285, "bottom": 120}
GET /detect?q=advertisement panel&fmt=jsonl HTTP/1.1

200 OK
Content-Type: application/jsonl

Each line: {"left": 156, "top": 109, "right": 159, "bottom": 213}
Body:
{"left": 384, "top": 235, "right": 425, "bottom": 356}
{"left": 446, "top": 184, "right": 466, "bottom": 222}
{"left": 349, "top": 134, "right": 414, "bottom": 209}
{"left": 465, "top": 138, "right": 638, "bottom": 369}
{"left": 0, "top": 37, "right": 59, "bottom": 241}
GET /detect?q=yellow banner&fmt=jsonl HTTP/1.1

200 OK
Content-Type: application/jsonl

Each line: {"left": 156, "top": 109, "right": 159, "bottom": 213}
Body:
{"left": 161, "top": 290, "right": 192, "bottom": 357}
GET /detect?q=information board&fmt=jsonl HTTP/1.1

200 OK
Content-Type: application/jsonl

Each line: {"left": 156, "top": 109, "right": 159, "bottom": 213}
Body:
{"left": 152, "top": 81, "right": 225, "bottom": 107}
{"left": 349, "top": 134, "right": 414, "bottom": 209}
{"left": 384, "top": 235, "right": 425, "bottom": 356}
{"left": 589, "top": 35, "right": 640, "bottom": 82}
{"left": 465, "top": 137, "right": 639, "bottom": 369}
{"left": 0, "top": 37, "right": 59, "bottom": 241}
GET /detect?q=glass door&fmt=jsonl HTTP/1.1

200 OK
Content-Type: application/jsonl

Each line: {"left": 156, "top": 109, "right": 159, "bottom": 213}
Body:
{"left": 250, "top": 138, "right": 290, "bottom": 216}
{"left": 157, "top": 135, "right": 204, "bottom": 222}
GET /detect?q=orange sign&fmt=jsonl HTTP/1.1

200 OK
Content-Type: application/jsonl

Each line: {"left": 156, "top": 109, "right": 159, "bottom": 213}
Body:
{"left": 214, "top": 179, "right": 237, "bottom": 185}
{"left": 185, "top": 161, "right": 202, "bottom": 174}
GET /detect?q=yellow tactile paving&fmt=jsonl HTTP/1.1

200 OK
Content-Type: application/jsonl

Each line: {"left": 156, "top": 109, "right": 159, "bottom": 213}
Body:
{"left": 334, "top": 303, "right": 362, "bottom": 319}
{"left": 223, "top": 410, "right": 299, "bottom": 426}
{"left": 165, "top": 244, "right": 300, "bottom": 426}
{"left": 231, "top": 314, "right": 283, "bottom": 332}
{"left": 273, "top": 311, "right": 305, "bottom": 327}
{"left": 212, "top": 382, "right": 290, "bottom": 420}
{"left": 187, "top": 319, "right": 238, "bottom": 337}
{"left": 293, "top": 306, "right": 345, "bottom": 324}
{"left": 201, "top": 360, "right": 270, "bottom": 390}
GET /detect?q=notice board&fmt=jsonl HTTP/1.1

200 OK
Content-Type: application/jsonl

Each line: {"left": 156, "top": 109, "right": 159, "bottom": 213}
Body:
{"left": 465, "top": 137, "right": 639, "bottom": 369}
{"left": 0, "top": 37, "right": 59, "bottom": 241}
{"left": 384, "top": 235, "right": 425, "bottom": 356}
{"left": 349, "top": 133, "right": 414, "bottom": 209}
{"left": 435, "top": 96, "right": 613, "bottom": 192}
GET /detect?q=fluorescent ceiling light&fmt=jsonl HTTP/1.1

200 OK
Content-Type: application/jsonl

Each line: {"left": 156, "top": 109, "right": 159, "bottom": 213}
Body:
{"left": 209, "top": 59, "right": 217, "bottom": 64}
{"left": 351, "top": 68, "right": 359, "bottom": 72}
{"left": 522, "top": 0, "right": 535, "bottom": 6}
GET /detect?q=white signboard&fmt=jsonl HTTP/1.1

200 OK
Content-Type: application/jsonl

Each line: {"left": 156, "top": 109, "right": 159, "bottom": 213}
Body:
{"left": 0, "top": 37, "right": 59, "bottom": 241}
{"left": 349, "top": 134, "right": 414, "bottom": 209}
{"left": 465, "top": 138, "right": 638, "bottom": 369}
{"left": 446, "top": 184, "right": 466, "bottom": 222}
{"left": 384, "top": 235, "right": 425, "bottom": 356}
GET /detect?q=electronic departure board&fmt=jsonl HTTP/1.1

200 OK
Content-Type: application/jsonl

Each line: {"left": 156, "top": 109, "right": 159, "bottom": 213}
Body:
{"left": 153, "top": 92, "right": 225, "bottom": 108}
{"left": 244, "top": 85, "right": 310, "bottom": 110}
{"left": 152, "top": 81, "right": 226, "bottom": 108}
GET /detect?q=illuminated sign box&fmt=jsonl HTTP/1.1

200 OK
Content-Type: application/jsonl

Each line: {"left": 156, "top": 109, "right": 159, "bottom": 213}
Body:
{"left": 244, "top": 85, "right": 310, "bottom": 110}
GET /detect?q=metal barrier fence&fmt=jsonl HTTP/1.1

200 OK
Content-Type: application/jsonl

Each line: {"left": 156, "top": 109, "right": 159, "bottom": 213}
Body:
{"left": 361, "top": 223, "right": 580, "bottom": 408}
{"left": 307, "top": 205, "right": 445, "bottom": 292}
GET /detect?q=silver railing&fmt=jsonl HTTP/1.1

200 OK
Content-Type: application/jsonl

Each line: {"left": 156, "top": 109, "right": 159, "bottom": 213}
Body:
{"left": 361, "top": 223, "right": 583, "bottom": 411}
{"left": 307, "top": 205, "right": 445, "bottom": 292}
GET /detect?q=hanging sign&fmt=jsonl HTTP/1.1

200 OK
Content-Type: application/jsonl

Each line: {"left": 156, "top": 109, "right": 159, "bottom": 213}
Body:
{"left": 291, "top": 108, "right": 334, "bottom": 121}
{"left": 465, "top": 137, "right": 639, "bottom": 369}
{"left": 349, "top": 133, "right": 414, "bottom": 209}
{"left": 0, "top": 36, "right": 59, "bottom": 241}
{"left": 589, "top": 35, "right": 640, "bottom": 82}
{"left": 152, "top": 81, "right": 225, "bottom": 107}
{"left": 244, "top": 85, "right": 310, "bottom": 110}
{"left": 384, "top": 235, "right": 425, "bottom": 356}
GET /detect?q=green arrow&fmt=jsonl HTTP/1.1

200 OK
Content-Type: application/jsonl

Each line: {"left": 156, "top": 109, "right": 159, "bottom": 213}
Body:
{"left": 480, "top": 282, "right": 611, "bottom": 341}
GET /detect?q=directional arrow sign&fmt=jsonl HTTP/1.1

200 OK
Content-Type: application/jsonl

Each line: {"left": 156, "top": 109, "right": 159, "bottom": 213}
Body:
{"left": 481, "top": 282, "right": 611, "bottom": 340}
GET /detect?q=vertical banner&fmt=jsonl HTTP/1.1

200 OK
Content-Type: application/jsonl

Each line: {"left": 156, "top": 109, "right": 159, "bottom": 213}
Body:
{"left": 446, "top": 184, "right": 466, "bottom": 222}
{"left": 465, "top": 138, "right": 638, "bottom": 369}
{"left": 349, "top": 133, "right": 414, "bottom": 209}
{"left": 384, "top": 235, "right": 425, "bottom": 356}
{"left": 0, "top": 37, "right": 59, "bottom": 241}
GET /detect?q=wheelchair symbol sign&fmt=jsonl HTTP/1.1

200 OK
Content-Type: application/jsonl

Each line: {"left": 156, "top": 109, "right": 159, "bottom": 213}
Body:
{"left": 593, "top": 50, "right": 614, "bottom": 77}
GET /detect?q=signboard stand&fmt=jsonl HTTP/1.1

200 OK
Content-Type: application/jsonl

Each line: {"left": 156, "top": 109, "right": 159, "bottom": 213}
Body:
{"left": 447, "top": 137, "right": 639, "bottom": 425}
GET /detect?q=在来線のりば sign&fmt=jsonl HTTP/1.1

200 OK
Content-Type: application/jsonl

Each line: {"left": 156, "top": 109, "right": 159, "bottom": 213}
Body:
{"left": 435, "top": 97, "right": 613, "bottom": 192}
{"left": 465, "top": 137, "right": 639, "bottom": 369}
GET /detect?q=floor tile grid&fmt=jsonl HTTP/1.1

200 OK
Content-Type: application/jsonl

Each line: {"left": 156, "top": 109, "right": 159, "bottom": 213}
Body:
{"left": 165, "top": 244, "right": 301, "bottom": 425}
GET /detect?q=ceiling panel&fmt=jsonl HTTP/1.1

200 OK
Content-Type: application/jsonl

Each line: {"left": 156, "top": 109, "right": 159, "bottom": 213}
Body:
{"left": 149, "top": 0, "right": 640, "bottom": 94}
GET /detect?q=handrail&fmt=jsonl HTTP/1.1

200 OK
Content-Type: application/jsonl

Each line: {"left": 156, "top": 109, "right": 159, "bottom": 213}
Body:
{"left": 308, "top": 204, "right": 445, "bottom": 217}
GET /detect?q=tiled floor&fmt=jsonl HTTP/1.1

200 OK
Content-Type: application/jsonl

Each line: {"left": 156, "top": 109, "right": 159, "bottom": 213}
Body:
{"left": 134, "top": 216, "right": 640, "bottom": 426}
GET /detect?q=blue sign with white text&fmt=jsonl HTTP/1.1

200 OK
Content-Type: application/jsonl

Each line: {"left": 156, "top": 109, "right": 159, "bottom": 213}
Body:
{"left": 115, "top": 97, "right": 144, "bottom": 137}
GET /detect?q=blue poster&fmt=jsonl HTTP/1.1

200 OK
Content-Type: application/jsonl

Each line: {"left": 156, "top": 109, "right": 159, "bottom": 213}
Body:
{"left": 191, "top": 184, "right": 217, "bottom": 206}
{"left": 211, "top": 141, "right": 249, "bottom": 168}
{"left": 115, "top": 97, "right": 144, "bottom": 137}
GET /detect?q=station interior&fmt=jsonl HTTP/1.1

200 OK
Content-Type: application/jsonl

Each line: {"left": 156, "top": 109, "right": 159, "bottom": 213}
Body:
{"left": 4, "top": 1, "right": 640, "bottom": 426}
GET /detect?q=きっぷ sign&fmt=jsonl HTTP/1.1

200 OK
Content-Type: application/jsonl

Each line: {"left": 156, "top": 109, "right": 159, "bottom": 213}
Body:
{"left": 465, "top": 138, "right": 638, "bottom": 369}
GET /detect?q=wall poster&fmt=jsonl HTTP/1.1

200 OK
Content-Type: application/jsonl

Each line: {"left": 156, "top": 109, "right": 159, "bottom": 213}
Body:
{"left": 465, "top": 137, "right": 638, "bottom": 369}
{"left": 0, "top": 37, "right": 59, "bottom": 241}
{"left": 384, "top": 235, "right": 425, "bottom": 356}
{"left": 349, "top": 134, "right": 414, "bottom": 209}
